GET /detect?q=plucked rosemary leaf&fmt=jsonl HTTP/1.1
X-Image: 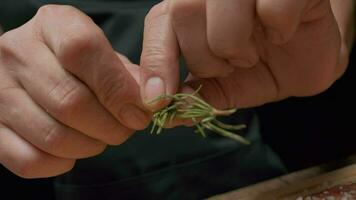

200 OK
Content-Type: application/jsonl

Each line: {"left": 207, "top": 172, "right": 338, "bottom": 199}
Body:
{"left": 149, "top": 86, "right": 251, "bottom": 145}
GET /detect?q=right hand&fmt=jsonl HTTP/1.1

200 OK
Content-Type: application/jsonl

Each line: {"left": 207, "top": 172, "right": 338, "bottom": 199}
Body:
{"left": 0, "top": 5, "right": 151, "bottom": 178}
{"left": 140, "top": 0, "right": 346, "bottom": 111}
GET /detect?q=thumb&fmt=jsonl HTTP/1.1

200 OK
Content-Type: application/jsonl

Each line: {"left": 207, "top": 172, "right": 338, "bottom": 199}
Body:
{"left": 140, "top": 1, "right": 180, "bottom": 111}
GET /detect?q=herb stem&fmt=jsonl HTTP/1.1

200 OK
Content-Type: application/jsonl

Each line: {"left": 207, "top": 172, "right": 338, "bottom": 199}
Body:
{"left": 149, "top": 86, "right": 250, "bottom": 145}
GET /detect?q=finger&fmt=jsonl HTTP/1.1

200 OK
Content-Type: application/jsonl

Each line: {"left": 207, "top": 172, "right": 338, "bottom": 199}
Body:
{"left": 0, "top": 125, "right": 75, "bottom": 178}
{"left": 0, "top": 86, "right": 106, "bottom": 159}
{"left": 206, "top": 0, "right": 259, "bottom": 68}
{"left": 257, "top": 0, "right": 310, "bottom": 44}
{"left": 117, "top": 53, "right": 142, "bottom": 89}
{"left": 160, "top": 86, "right": 197, "bottom": 128}
{"left": 140, "top": 0, "right": 180, "bottom": 110}
{"left": 183, "top": 63, "right": 279, "bottom": 109}
{"left": 170, "top": 0, "right": 235, "bottom": 78}
{"left": 34, "top": 5, "right": 150, "bottom": 130}
{"left": 3, "top": 32, "right": 133, "bottom": 145}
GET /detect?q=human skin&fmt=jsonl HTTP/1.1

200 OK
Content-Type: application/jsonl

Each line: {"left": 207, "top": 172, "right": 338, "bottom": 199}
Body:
{"left": 0, "top": 5, "right": 152, "bottom": 178}
{"left": 140, "top": 0, "right": 355, "bottom": 111}
{"left": 0, "top": 0, "right": 354, "bottom": 178}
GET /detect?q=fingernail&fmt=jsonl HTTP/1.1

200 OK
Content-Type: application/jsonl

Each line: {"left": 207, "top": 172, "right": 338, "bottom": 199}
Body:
{"left": 229, "top": 59, "right": 253, "bottom": 68}
{"left": 120, "top": 104, "right": 149, "bottom": 130}
{"left": 144, "top": 76, "right": 165, "bottom": 105}
{"left": 266, "top": 29, "right": 285, "bottom": 44}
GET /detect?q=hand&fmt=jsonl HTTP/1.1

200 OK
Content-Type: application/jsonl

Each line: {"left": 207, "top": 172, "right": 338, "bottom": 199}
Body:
{"left": 0, "top": 5, "right": 150, "bottom": 178}
{"left": 140, "top": 0, "right": 348, "bottom": 110}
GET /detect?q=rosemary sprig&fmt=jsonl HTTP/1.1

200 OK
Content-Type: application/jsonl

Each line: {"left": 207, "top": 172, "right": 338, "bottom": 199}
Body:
{"left": 149, "top": 86, "right": 251, "bottom": 145}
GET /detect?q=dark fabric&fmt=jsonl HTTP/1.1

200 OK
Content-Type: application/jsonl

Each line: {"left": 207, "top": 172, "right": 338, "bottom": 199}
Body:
{"left": 0, "top": 1, "right": 287, "bottom": 199}
{"left": 257, "top": 45, "right": 356, "bottom": 171}
{"left": 54, "top": 116, "right": 286, "bottom": 200}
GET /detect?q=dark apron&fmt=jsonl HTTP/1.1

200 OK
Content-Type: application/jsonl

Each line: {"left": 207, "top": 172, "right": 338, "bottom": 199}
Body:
{"left": 0, "top": 1, "right": 287, "bottom": 199}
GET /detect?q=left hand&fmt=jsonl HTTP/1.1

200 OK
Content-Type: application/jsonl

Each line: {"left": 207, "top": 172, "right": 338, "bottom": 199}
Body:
{"left": 139, "top": 0, "right": 348, "bottom": 110}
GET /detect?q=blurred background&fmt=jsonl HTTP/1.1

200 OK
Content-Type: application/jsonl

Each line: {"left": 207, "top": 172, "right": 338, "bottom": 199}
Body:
{"left": 258, "top": 46, "right": 356, "bottom": 172}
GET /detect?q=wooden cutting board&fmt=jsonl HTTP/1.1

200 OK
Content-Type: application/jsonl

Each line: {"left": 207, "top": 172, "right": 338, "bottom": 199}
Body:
{"left": 210, "top": 155, "right": 356, "bottom": 200}
{"left": 255, "top": 164, "right": 356, "bottom": 199}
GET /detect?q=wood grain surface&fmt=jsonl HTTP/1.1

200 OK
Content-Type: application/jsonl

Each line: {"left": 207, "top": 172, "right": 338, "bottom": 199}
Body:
{"left": 209, "top": 155, "right": 356, "bottom": 200}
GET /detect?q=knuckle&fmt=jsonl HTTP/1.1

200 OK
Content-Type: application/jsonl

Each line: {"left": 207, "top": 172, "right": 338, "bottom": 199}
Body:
{"left": 0, "top": 31, "right": 21, "bottom": 60}
{"left": 43, "top": 123, "right": 68, "bottom": 156}
{"left": 0, "top": 87, "right": 22, "bottom": 125}
{"left": 36, "top": 5, "right": 58, "bottom": 18}
{"left": 169, "top": 0, "right": 197, "bottom": 27}
{"left": 257, "top": 1, "right": 299, "bottom": 28}
{"left": 37, "top": 5, "right": 104, "bottom": 63}
{"left": 36, "top": 4, "right": 78, "bottom": 20}
{"left": 145, "top": 2, "right": 168, "bottom": 26}
{"left": 49, "top": 78, "right": 92, "bottom": 122}
{"left": 97, "top": 72, "right": 131, "bottom": 109}
{"left": 57, "top": 27, "right": 102, "bottom": 63}
{"left": 142, "top": 43, "right": 166, "bottom": 59}
{"left": 44, "top": 121, "right": 106, "bottom": 158}
{"left": 36, "top": 5, "right": 59, "bottom": 16}
{"left": 0, "top": 32, "right": 11, "bottom": 50}
{"left": 258, "top": 3, "right": 298, "bottom": 28}
{"left": 207, "top": 32, "right": 252, "bottom": 59}
{"left": 64, "top": 28, "right": 100, "bottom": 51}
{"left": 141, "top": 45, "right": 176, "bottom": 69}
{"left": 209, "top": 41, "right": 238, "bottom": 59}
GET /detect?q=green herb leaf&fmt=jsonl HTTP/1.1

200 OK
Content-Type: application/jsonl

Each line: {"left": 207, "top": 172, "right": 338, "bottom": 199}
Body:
{"left": 149, "top": 86, "right": 250, "bottom": 145}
